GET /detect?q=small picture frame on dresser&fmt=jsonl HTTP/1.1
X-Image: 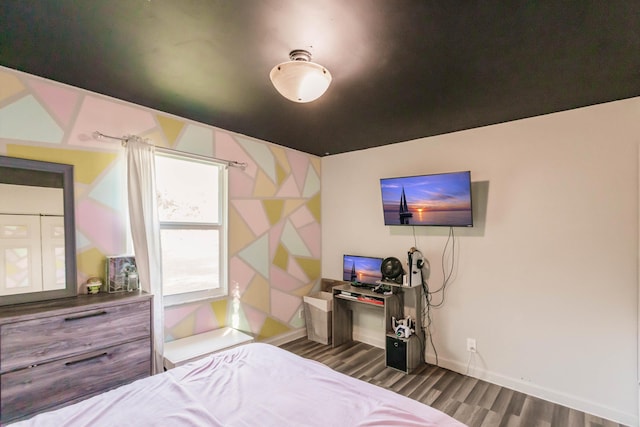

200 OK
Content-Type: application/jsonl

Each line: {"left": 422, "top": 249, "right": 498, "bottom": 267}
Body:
{"left": 106, "top": 255, "right": 138, "bottom": 293}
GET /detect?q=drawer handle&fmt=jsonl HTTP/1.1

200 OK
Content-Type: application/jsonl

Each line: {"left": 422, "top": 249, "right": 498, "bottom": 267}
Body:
{"left": 64, "top": 311, "right": 107, "bottom": 321}
{"left": 65, "top": 352, "right": 108, "bottom": 366}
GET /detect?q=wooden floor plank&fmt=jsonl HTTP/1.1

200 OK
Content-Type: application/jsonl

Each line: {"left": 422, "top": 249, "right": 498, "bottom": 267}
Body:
{"left": 465, "top": 406, "right": 490, "bottom": 427}
{"left": 477, "top": 382, "right": 503, "bottom": 410}
{"left": 491, "top": 387, "right": 515, "bottom": 415}
{"left": 465, "top": 379, "right": 490, "bottom": 406}
{"left": 504, "top": 390, "right": 527, "bottom": 417}
{"left": 480, "top": 410, "right": 503, "bottom": 427}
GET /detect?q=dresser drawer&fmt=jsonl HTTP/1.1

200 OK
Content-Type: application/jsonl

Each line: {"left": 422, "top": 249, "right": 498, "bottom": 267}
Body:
{"left": 1, "top": 338, "right": 150, "bottom": 423}
{"left": 1, "top": 299, "right": 150, "bottom": 373}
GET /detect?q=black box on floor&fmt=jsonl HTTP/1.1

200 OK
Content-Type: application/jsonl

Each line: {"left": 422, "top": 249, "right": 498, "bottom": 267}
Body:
{"left": 385, "top": 334, "right": 421, "bottom": 373}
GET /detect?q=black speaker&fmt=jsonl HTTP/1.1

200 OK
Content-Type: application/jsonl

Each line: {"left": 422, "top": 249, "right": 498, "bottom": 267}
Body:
{"left": 386, "top": 335, "right": 407, "bottom": 372}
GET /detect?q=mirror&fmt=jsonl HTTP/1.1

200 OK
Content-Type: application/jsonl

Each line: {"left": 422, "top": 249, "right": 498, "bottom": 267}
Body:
{"left": 0, "top": 156, "right": 77, "bottom": 306}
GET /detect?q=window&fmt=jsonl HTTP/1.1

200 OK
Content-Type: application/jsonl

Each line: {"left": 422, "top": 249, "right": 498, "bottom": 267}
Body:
{"left": 155, "top": 152, "right": 228, "bottom": 306}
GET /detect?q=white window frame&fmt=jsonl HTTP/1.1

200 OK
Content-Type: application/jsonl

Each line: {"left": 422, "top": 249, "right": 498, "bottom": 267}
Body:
{"left": 155, "top": 150, "right": 228, "bottom": 307}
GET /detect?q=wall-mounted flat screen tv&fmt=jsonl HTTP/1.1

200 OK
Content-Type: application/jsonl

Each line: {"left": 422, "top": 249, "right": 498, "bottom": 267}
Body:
{"left": 380, "top": 171, "right": 473, "bottom": 227}
{"left": 342, "top": 255, "right": 383, "bottom": 287}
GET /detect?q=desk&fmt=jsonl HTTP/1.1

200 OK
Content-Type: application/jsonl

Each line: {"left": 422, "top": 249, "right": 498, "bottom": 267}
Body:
{"left": 332, "top": 282, "right": 423, "bottom": 373}
{"left": 332, "top": 284, "right": 402, "bottom": 347}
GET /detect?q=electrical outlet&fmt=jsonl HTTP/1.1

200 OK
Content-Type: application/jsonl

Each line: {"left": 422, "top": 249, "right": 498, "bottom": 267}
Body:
{"left": 467, "top": 338, "right": 477, "bottom": 353}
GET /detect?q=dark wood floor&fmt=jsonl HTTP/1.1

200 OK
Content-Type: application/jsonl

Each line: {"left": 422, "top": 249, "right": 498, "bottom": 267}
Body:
{"left": 279, "top": 338, "right": 627, "bottom": 427}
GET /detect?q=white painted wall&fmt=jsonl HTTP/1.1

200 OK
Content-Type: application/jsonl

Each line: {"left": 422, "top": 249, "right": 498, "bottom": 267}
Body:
{"left": 321, "top": 98, "right": 640, "bottom": 425}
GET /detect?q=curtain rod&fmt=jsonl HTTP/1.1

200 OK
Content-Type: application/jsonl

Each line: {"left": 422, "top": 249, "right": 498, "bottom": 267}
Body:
{"left": 93, "top": 131, "right": 247, "bottom": 170}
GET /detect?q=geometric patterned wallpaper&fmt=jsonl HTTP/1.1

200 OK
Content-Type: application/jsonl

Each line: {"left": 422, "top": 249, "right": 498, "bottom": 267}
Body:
{"left": 0, "top": 66, "right": 321, "bottom": 342}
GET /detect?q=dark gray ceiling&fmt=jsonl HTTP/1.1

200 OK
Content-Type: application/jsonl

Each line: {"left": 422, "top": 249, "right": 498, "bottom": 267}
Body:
{"left": 1, "top": 1, "right": 639, "bottom": 156}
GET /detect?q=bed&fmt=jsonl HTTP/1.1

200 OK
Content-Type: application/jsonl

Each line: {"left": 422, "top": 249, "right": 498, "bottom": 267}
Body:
{"left": 11, "top": 343, "right": 464, "bottom": 426}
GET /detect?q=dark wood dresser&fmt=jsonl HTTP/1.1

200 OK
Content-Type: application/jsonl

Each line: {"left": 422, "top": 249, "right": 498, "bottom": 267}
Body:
{"left": 0, "top": 292, "right": 152, "bottom": 424}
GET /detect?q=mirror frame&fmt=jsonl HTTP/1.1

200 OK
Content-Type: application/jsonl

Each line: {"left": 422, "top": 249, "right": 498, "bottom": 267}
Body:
{"left": 0, "top": 155, "right": 77, "bottom": 306}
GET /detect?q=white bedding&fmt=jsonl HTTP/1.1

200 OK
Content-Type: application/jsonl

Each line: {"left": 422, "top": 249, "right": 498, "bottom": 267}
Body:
{"left": 12, "top": 343, "right": 465, "bottom": 426}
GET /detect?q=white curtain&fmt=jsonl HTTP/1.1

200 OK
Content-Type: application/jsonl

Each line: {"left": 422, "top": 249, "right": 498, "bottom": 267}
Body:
{"left": 126, "top": 138, "right": 164, "bottom": 374}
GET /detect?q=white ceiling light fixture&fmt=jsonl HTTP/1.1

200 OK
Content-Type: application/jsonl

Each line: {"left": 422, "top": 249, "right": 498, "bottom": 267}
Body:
{"left": 270, "top": 49, "right": 332, "bottom": 103}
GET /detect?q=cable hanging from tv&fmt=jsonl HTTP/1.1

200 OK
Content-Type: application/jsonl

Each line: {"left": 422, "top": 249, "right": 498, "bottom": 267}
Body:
{"left": 419, "top": 226, "right": 458, "bottom": 367}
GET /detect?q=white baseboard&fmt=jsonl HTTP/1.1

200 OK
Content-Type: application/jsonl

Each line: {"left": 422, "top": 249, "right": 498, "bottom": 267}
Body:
{"left": 430, "top": 355, "right": 637, "bottom": 427}
{"left": 261, "top": 328, "right": 307, "bottom": 346}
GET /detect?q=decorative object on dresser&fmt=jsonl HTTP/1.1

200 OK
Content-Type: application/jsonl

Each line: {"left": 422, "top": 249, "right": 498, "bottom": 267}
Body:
{"left": 106, "top": 255, "right": 138, "bottom": 293}
{"left": 0, "top": 292, "right": 152, "bottom": 424}
{"left": 86, "top": 276, "right": 103, "bottom": 294}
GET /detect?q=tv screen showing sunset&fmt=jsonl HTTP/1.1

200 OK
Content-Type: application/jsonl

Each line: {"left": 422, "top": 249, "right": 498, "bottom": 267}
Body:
{"left": 380, "top": 171, "right": 473, "bottom": 226}
{"left": 342, "top": 255, "right": 383, "bottom": 285}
